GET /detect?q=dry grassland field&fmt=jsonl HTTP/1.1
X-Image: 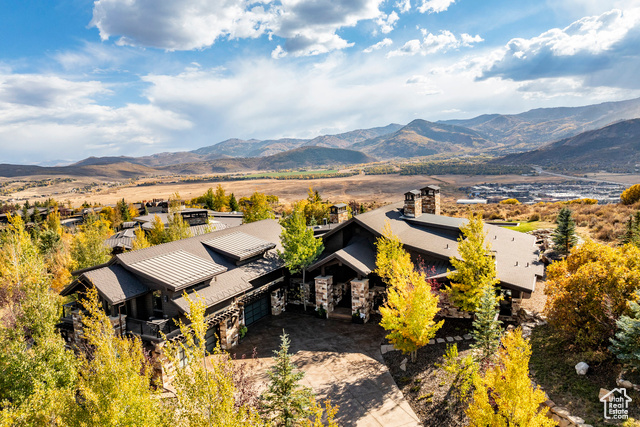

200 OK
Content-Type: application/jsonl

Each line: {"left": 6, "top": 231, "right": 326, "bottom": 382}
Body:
{"left": 1, "top": 172, "right": 593, "bottom": 207}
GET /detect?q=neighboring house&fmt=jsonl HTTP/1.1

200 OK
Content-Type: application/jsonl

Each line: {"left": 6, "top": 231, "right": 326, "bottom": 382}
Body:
{"left": 133, "top": 208, "right": 241, "bottom": 231}
{"left": 58, "top": 187, "right": 544, "bottom": 386}
{"left": 104, "top": 210, "right": 232, "bottom": 253}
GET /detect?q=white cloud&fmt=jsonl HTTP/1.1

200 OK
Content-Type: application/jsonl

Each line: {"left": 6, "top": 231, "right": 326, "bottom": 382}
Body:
{"left": 480, "top": 8, "right": 640, "bottom": 88}
{"left": 363, "top": 38, "right": 393, "bottom": 53}
{"left": 395, "top": 0, "right": 411, "bottom": 13}
{"left": 418, "top": 0, "right": 455, "bottom": 14}
{"left": 90, "top": 0, "right": 385, "bottom": 56}
{"left": 388, "top": 30, "right": 483, "bottom": 56}
{"left": 376, "top": 11, "right": 399, "bottom": 34}
{"left": 271, "top": 45, "right": 288, "bottom": 59}
{"left": 0, "top": 73, "right": 191, "bottom": 163}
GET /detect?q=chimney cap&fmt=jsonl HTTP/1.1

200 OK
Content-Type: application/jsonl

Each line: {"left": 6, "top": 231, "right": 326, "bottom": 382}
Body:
{"left": 421, "top": 185, "right": 440, "bottom": 192}
{"left": 332, "top": 203, "right": 347, "bottom": 209}
{"left": 405, "top": 189, "right": 421, "bottom": 196}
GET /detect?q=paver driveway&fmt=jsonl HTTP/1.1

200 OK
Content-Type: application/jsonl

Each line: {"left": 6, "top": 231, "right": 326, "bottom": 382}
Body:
{"left": 233, "top": 312, "right": 421, "bottom": 427}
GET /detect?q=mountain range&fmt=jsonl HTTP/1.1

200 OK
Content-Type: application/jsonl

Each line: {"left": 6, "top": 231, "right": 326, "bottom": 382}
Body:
{"left": 3, "top": 97, "right": 640, "bottom": 178}
{"left": 496, "top": 118, "right": 640, "bottom": 171}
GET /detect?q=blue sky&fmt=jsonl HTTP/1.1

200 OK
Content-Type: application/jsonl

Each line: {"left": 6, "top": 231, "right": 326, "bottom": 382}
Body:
{"left": 1, "top": 0, "right": 639, "bottom": 164}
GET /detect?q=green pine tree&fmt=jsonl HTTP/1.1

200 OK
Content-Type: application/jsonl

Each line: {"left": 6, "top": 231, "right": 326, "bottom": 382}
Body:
{"left": 471, "top": 285, "right": 502, "bottom": 363}
{"left": 621, "top": 212, "right": 640, "bottom": 246}
{"left": 552, "top": 207, "right": 577, "bottom": 255}
{"left": 261, "top": 332, "right": 313, "bottom": 426}
{"left": 229, "top": 193, "right": 240, "bottom": 212}
{"left": 610, "top": 289, "right": 640, "bottom": 370}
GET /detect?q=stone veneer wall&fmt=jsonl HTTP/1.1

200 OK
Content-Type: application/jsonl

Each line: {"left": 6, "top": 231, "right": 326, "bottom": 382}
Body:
{"left": 351, "top": 278, "right": 370, "bottom": 322}
{"left": 218, "top": 314, "right": 239, "bottom": 350}
{"left": 422, "top": 193, "right": 440, "bottom": 215}
{"left": 403, "top": 198, "right": 422, "bottom": 218}
{"left": 315, "top": 275, "right": 334, "bottom": 316}
{"left": 271, "top": 288, "right": 286, "bottom": 315}
{"left": 330, "top": 210, "right": 349, "bottom": 224}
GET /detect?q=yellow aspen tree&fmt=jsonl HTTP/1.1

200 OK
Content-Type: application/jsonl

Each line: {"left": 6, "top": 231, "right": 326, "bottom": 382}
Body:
{"left": 132, "top": 226, "right": 151, "bottom": 250}
{"left": 447, "top": 214, "right": 499, "bottom": 312}
{"left": 466, "top": 328, "right": 555, "bottom": 427}
{"left": 70, "top": 288, "right": 164, "bottom": 426}
{"left": 376, "top": 222, "right": 443, "bottom": 362}
{"left": 163, "top": 292, "right": 262, "bottom": 426}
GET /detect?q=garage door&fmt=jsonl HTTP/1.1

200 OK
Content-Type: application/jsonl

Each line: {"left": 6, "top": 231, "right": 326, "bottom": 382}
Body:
{"left": 244, "top": 296, "right": 270, "bottom": 326}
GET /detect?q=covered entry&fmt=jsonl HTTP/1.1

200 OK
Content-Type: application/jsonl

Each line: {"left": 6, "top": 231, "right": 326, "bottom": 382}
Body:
{"left": 307, "top": 239, "right": 377, "bottom": 322}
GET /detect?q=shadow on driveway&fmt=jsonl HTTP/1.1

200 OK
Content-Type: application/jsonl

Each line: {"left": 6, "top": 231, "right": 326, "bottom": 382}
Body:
{"left": 233, "top": 312, "right": 421, "bottom": 427}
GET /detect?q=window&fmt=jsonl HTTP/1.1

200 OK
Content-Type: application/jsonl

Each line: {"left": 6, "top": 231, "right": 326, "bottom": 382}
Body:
{"left": 153, "top": 291, "right": 163, "bottom": 316}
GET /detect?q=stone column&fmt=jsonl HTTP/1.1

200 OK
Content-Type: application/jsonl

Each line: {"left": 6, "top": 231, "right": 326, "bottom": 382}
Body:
{"left": 351, "top": 278, "right": 370, "bottom": 323}
{"left": 219, "top": 314, "right": 239, "bottom": 350}
{"left": 315, "top": 275, "right": 334, "bottom": 316}
{"left": 71, "top": 309, "right": 84, "bottom": 347}
{"left": 271, "top": 288, "right": 286, "bottom": 315}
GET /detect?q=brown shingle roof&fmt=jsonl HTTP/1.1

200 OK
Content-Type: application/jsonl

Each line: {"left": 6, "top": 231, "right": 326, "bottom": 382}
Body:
{"left": 347, "top": 202, "right": 543, "bottom": 293}
{"left": 60, "top": 264, "right": 149, "bottom": 305}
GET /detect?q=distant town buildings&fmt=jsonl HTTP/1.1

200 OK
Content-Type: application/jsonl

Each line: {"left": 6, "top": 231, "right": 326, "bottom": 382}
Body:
{"left": 463, "top": 181, "right": 625, "bottom": 204}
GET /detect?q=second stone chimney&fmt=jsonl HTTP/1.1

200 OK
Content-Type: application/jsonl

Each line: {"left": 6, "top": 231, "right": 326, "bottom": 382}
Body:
{"left": 403, "top": 190, "right": 422, "bottom": 218}
{"left": 329, "top": 203, "right": 348, "bottom": 224}
{"left": 421, "top": 185, "right": 441, "bottom": 215}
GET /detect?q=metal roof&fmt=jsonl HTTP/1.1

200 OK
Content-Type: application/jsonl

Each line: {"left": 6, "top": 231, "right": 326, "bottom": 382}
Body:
{"left": 203, "top": 231, "right": 276, "bottom": 262}
{"left": 127, "top": 250, "right": 227, "bottom": 291}
{"left": 172, "top": 252, "right": 283, "bottom": 312}
{"left": 405, "top": 189, "right": 421, "bottom": 196}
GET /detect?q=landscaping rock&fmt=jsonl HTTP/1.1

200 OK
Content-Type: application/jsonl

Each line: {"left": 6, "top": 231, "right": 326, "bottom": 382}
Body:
{"left": 551, "top": 407, "right": 570, "bottom": 418}
{"left": 599, "top": 388, "right": 611, "bottom": 401}
{"left": 446, "top": 337, "right": 454, "bottom": 342}
{"left": 454, "top": 336, "right": 463, "bottom": 341}
{"left": 436, "top": 338, "right": 445, "bottom": 344}
{"left": 463, "top": 334, "right": 472, "bottom": 340}
{"left": 400, "top": 358, "right": 407, "bottom": 372}
{"left": 567, "top": 415, "right": 585, "bottom": 424}
{"left": 428, "top": 339, "right": 435, "bottom": 345}
{"left": 575, "top": 362, "right": 589, "bottom": 375}
{"left": 618, "top": 379, "right": 633, "bottom": 389}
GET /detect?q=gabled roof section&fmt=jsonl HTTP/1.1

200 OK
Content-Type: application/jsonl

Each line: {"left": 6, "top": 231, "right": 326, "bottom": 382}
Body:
{"left": 61, "top": 264, "right": 148, "bottom": 305}
{"left": 127, "top": 250, "right": 227, "bottom": 291}
{"left": 203, "top": 231, "right": 276, "bottom": 262}
{"left": 308, "top": 239, "right": 376, "bottom": 277}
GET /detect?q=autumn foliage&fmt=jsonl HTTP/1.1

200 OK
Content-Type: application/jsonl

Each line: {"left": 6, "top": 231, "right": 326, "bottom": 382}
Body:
{"left": 621, "top": 184, "right": 640, "bottom": 205}
{"left": 466, "top": 328, "right": 555, "bottom": 427}
{"left": 545, "top": 240, "right": 640, "bottom": 349}
{"left": 376, "top": 223, "right": 443, "bottom": 362}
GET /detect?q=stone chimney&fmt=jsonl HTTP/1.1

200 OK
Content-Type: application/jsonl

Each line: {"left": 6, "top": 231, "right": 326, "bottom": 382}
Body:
{"left": 421, "top": 185, "right": 441, "bottom": 215}
{"left": 329, "top": 203, "right": 348, "bottom": 224}
{"left": 403, "top": 190, "right": 422, "bottom": 218}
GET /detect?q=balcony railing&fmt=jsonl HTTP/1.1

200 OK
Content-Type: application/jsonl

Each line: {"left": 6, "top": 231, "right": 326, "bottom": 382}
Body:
{"left": 126, "top": 317, "right": 178, "bottom": 339}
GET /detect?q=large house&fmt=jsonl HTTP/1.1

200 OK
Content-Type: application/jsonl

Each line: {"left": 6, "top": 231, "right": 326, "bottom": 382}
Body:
{"left": 59, "top": 186, "right": 543, "bottom": 385}
{"left": 306, "top": 186, "right": 543, "bottom": 322}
